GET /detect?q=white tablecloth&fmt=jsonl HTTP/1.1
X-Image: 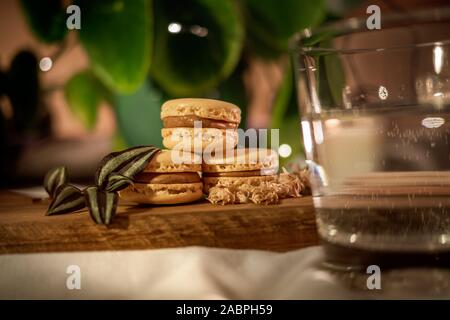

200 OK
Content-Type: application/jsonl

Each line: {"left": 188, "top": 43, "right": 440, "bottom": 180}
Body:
{"left": 1, "top": 246, "right": 450, "bottom": 299}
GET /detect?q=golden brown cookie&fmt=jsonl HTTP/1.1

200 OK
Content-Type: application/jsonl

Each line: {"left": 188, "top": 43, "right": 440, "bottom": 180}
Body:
{"left": 202, "top": 148, "right": 279, "bottom": 194}
{"left": 119, "top": 149, "right": 203, "bottom": 204}
{"left": 161, "top": 98, "right": 241, "bottom": 152}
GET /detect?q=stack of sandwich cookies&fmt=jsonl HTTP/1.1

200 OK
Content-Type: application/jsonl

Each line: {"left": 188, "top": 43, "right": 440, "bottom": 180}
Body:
{"left": 120, "top": 98, "right": 303, "bottom": 206}
{"left": 161, "top": 98, "right": 240, "bottom": 152}
{"left": 119, "top": 150, "right": 203, "bottom": 204}
{"left": 202, "top": 148, "right": 279, "bottom": 194}
{"left": 120, "top": 98, "right": 241, "bottom": 206}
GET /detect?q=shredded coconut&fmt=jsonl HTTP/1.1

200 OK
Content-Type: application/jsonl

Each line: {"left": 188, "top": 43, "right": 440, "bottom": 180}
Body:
{"left": 207, "top": 187, "right": 236, "bottom": 205}
{"left": 207, "top": 168, "right": 311, "bottom": 205}
{"left": 250, "top": 185, "right": 279, "bottom": 205}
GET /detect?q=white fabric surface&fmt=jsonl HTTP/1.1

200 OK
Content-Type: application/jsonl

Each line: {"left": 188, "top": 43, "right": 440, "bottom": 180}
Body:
{"left": 0, "top": 246, "right": 348, "bottom": 299}
{"left": 1, "top": 246, "right": 449, "bottom": 299}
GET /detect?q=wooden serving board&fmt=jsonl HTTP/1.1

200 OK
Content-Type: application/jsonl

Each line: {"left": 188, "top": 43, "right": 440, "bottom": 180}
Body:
{"left": 0, "top": 191, "right": 318, "bottom": 254}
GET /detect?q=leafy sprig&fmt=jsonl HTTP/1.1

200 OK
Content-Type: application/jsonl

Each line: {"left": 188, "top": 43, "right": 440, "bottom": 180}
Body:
{"left": 44, "top": 146, "right": 160, "bottom": 225}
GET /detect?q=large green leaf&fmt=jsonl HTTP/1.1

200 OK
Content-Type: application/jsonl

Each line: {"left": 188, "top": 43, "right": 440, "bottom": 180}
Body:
{"left": 21, "top": 0, "right": 67, "bottom": 43}
{"left": 324, "top": 53, "right": 345, "bottom": 107}
{"left": 151, "top": 0, "right": 244, "bottom": 96}
{"left": 277, "top": 91, "right": 306, "bottom": 165}
{"left": 115, "top": 79, "right": 165, "bottom": 147}
{"left": 77, "top": 0, "right": 152, "bottom": 93}
{"left": 64, "top": 71, "right": 112, "bottom": 130}
{"left": 209, "top": 63, "right": 248, "bottom": 128}
{"left": 270, "top": 62, "right": 293, "bottom": 129}
{"left": 243, "top": 0, "right": 325, "bottom": 57}
{"left": 186, "top": 69, "right": 248, "bottom": 138}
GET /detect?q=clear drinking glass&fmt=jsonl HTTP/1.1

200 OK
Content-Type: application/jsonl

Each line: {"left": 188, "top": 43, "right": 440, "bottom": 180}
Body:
{"left": 291, "top": 8, "right": 450, "bottom": 267}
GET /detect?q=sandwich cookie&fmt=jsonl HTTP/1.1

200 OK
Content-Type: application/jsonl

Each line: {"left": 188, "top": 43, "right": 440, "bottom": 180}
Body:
{"left": 119, "top": 150, "right": 203, "bottom": 204}
{"left": 202, "top": 148, "right": 279, "bottom": 194}
{"left": 161, "top": 98, "right": 240, "bottom": 152}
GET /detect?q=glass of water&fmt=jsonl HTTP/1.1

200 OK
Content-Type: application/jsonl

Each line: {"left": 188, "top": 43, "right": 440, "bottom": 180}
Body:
{"left": 292, "top": 8, "right": 450, "bottom": 267}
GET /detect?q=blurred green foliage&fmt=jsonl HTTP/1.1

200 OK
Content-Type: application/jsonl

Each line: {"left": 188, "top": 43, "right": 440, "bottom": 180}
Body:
{"left": 243, "top": 0, "right": 324, "bottom": 57}
{"left": 151, "top": 0, "right": 244, "bottom": 97}
{"left": 13, "top": 0, "right": 360, "bottom": 162}
{"left": 21, "top": 0, "right": 67, "bottom": 43}
{"left": 65, "top": 71, "right": 112, "bottom": 129}
{"left": 115, "top": 80, "right": 166, "bottom": 147}
{"left": 78, "top": 0, "right": 152, "bottom": 93}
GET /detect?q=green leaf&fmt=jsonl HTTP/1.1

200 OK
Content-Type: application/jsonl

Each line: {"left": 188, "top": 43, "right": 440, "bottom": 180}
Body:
{"left": 64, "top": 71, "right": 112, "bottom": 130}
{"left": 21, "top": 0, "right": 67, "bottom": 43}
{"left": 105, "top": 148, "right": 160, "bottom": 192}
{"left": 115, "top": 148, "right": 160, "bottom": 178}
{"left": 209, "top": 64, "right": 248, "bottom": 128}
{"left": 44, "top": 166, "right": 67, "bottom": 198}
{"left": 115, "top": 80, "right": 166, "bottom": 147}
{"left": 243, "top": 0, "right": 325, "bottom": 57}
{"left": 47, "top": 184, "right": 86, "bottom": 216}
{"left": 102, "top": 146, "right": 160, "bottom": 191}
{"left": 324, "top": 53, "right": 346, "bottom": 107}
{"left": 85, "top": 186, "right": 118, "bottom": 225}
{"left": 85, "top": 186, "right": 103, "bottom": 224}
{"left": 270, "top": 63, "right": 293, "bottom": 129}
{"left": 112, "top": 131, "right": 129, "bottom": 151}
{"left": 151, "top": 0, "right": 244, "bottom": 96}
{"left": 102, "top": 191, "right": 118, "bottom": 225}
{"left": 95, "top": 146, "right": 159, "bottom": 189}
{"left": 278, "top": 115, "right": 304, "bottom": 165}
{"left": 105, "top": 173, "right": 134, "bottom": 193}
{"left": 78, "top": 0, "right": 152, "bottom": 93}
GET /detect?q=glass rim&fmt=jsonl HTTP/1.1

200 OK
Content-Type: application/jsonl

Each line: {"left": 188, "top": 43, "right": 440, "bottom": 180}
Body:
{"left": 291, "top": 6, "right": 450, "bottom": 54}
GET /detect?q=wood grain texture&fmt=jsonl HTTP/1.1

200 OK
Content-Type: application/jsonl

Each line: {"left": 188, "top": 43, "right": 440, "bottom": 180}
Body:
{"left": 0, "top": 191, "right": 318, "bottom": 254}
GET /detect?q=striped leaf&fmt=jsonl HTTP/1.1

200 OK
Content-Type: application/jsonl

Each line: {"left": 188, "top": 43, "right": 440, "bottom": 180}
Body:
{"left": 46, "top": 184, "right": 85, "bottom": 216}
{"left": 105, "top": 173, "right": 134, "bottom": 193}
{"left": 85, "top": 186, "right": 118, "bottom": 225}
{"left": 95, "top": 146, "right": 158, "bottom": 189}
{"left": 43, "top": 166, "right": 67, "bottom": 198}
